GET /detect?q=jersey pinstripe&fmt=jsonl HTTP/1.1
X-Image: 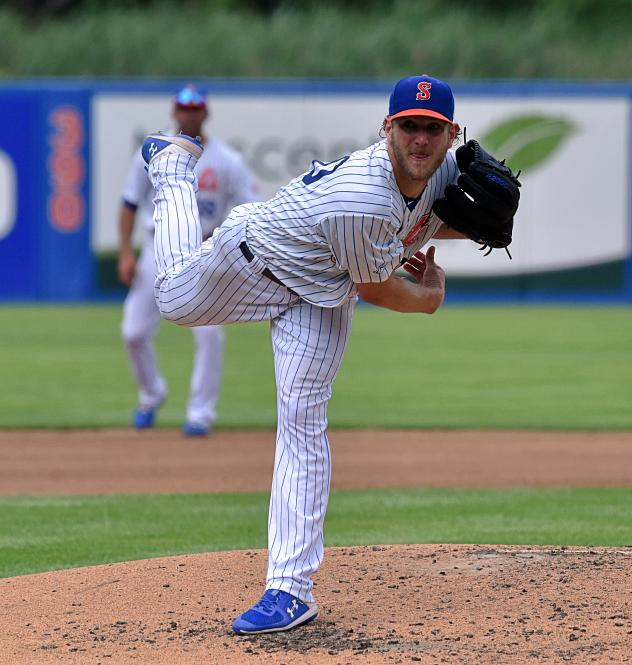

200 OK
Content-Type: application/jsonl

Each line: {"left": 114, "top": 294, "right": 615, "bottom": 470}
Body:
{"left": 243, "top": 140, "right": 458, "bottom": 306}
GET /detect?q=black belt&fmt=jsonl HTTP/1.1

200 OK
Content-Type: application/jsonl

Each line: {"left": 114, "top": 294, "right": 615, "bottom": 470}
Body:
{"left": 239, "top": 241, "right": 296, "bottom": 295}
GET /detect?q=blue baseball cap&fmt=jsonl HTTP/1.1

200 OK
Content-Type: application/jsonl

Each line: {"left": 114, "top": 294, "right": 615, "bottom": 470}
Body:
{"left": 387, "top": 75, "right": 454, "bottom": 124}
{"left": 174, "top": 84, "right": 207, "bottom": 110}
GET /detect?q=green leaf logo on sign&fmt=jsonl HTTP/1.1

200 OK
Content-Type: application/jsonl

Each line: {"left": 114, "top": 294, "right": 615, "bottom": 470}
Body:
{"left": 480, "top": 115, "right": 575, "bottom": 174}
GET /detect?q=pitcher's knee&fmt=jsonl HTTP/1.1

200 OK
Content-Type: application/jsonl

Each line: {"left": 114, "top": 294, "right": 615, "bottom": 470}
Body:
{"left": 156, "top": 298, "right": 201, "bottom": 327}
{"left": 158, "top": 302, "right": 188, "bottom": 324}
{"left": 156, "top": 300, "right": 177, "bottom": 322}
{"left": 155, "top": 277, "right": 199, "bottom": 325}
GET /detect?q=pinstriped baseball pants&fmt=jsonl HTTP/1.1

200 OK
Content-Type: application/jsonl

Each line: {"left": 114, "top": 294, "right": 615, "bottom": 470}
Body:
{"left": 149, "top": 153, "right": 354, "bottom": 602}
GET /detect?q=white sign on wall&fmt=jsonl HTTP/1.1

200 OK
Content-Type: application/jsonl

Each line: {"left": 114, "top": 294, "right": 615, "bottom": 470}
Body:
{"left": 92, "top": 91, "right": 629, "bottom": 277}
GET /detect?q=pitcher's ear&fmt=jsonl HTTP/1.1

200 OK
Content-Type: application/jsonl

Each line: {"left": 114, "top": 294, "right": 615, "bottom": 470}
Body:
{"left": 450, "top": 122, "right": 461, "bottom": 144}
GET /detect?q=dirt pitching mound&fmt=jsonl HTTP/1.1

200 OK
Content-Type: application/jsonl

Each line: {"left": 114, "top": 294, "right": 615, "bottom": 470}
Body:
{"left": 1, "top": 544, "right": 631, "bottom": 664}
{"left": 2, "top": 429, "right": 632, "bottom": 662}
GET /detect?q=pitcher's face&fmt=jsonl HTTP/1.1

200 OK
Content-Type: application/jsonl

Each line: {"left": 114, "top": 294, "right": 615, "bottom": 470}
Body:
{"left": 386, "top": 116, "right": 458, "bottom": 196}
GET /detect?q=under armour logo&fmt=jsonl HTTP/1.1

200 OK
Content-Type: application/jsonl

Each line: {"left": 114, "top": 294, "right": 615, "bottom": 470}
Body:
{"left": 286, "top": 600, "right": 299, "bottom": 618}
{"left": 148, "top": 142, "right": 158, "bottom": 156}
{"left": 373, "top": 263, "right": 388, "bottom": 274}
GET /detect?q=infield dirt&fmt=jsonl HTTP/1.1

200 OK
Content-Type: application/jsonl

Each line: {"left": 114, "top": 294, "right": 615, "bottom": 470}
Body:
{"left": 0, "top": 429, "right": 631, "bottom": 664}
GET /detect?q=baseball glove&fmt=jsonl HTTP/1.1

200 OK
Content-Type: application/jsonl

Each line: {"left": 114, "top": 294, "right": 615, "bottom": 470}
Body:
{"left": 432, "top": 140, "right": 521, "bottom": 256}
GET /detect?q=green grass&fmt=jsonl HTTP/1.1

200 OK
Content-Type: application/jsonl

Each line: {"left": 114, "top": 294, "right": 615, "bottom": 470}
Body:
{"left": 1, "top": 3, "right": 631, "bottom": 79}
{"left": 1, "top": 304, "right": 631, "bottom": 429}
{"left": 1, "top": 488, "right": 630, "bottom": 578}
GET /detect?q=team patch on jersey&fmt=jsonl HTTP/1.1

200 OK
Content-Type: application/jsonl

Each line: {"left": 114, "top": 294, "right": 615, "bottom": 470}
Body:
{"left": 402, "top": 213, "right": 431, "bottom": 247}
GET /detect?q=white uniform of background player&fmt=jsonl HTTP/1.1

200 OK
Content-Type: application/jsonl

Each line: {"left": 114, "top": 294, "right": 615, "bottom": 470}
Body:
{"left": 118, "top": 85, "right": 258, "bottom": 435}
{"left": 141, "top": 75, "right": 467, "bottom": 632}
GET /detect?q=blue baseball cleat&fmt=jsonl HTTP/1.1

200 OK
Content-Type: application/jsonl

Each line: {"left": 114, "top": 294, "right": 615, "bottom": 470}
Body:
{"left": 133, "top": 407, "right": 156, "bottom": 430}
{"left": 141, "top": 132, "right": 204, "bottom": 165}
{"left": 232, "top": 589, "right": 318, "bottom": 635}
{"left": 181, "top": 421, "right": 210, "bottom": 437}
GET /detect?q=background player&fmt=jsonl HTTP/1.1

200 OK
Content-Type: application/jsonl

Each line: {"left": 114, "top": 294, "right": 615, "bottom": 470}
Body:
{"left": 139, "top": 74, "right": 518, "bottom": 631}
{"left": 117, "top": 84, "right": 259, "bottom": 436}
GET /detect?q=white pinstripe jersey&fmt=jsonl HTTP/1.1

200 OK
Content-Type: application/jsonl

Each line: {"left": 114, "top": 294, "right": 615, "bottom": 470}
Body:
{"left": 122, "top": 135, "right": 258, "bottom": 239}
{"left": 242, "top": 139, "right": 459, "bottom": 307}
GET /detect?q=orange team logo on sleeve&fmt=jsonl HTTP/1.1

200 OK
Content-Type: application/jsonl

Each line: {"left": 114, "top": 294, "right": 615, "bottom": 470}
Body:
{"left": 402, "top": 213, "right": 431, "bottom": 247}
{"left": 416, "top": 82, "right": 432, "bottom": 101}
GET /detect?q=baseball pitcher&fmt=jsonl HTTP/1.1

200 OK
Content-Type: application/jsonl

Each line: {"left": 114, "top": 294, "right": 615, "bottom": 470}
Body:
{"left": 139, "top": 75, "right": 520, "bottom": 630}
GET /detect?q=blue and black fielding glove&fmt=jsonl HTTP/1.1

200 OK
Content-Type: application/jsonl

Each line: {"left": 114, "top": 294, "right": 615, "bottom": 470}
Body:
{"left": 432, "top": 140, "right": 521, "bottom": 256}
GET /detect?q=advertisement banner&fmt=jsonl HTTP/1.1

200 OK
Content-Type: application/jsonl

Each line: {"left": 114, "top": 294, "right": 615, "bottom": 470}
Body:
{"left": 92, "top": 84, "right": 631, "bottom": 297}
{"left": 0, "top": 86, "right": 91, "bottom": 300}
{"left": 0, "top": 90, "right": 42, "bottom": 298}
{"left": 0, "top": 80, "right": 630, "bottom": 301}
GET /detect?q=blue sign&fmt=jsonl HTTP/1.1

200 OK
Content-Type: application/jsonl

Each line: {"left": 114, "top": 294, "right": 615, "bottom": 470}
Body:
{"left": 0, "top": 87, "right": 91, "bottom": 300}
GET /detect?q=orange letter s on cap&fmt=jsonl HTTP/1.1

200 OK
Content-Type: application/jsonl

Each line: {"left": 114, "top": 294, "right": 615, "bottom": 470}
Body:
{"left": 416, "top": 82, "right": 432, "bottom": 101}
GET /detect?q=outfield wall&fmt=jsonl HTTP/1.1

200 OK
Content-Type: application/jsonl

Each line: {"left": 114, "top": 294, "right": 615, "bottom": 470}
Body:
{"left": 0, "top": 80, "right": 630, "bottom": 302}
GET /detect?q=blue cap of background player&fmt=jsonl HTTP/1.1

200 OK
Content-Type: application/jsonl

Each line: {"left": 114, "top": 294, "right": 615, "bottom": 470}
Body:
{"left": 387, "top": 75, "right": 454, "bottom": 124}
{"left": 174, "top": 84, "right": 207, "bottom": 110}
